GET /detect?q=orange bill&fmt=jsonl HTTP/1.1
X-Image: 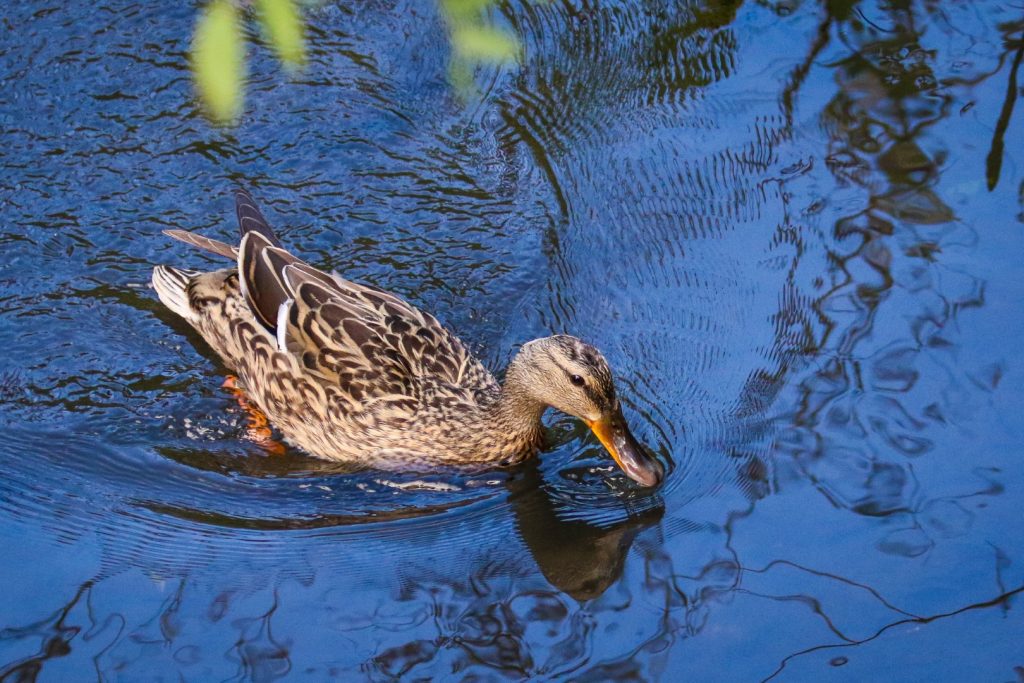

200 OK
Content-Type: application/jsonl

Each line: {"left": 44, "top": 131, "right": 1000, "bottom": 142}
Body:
{"left": 587, "top": 406, "right": 664, "bottom": 487}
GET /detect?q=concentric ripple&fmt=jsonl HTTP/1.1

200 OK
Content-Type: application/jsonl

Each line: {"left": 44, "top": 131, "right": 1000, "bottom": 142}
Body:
{"left": 2, "top": 0, "right": 1023, "bottom": 679}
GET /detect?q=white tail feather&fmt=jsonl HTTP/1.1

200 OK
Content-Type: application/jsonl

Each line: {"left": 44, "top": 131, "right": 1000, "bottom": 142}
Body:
{"left": 152, "top": 266, "right": 196, "bottom": 320}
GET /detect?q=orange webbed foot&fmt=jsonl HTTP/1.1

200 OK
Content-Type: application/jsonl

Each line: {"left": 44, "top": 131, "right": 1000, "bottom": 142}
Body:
{"left": 222, "top": 375, "right": 287, "bottom": 456}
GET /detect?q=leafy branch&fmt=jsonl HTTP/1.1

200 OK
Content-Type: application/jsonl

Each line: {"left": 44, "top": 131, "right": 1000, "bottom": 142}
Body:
{"left": 191, "top": 0, "right": 520, "bottom": 124}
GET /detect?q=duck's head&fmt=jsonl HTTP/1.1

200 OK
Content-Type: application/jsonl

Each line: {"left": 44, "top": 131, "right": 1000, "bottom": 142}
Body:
{"left": 511, "top": 335, "right": 665, "bottom": 488}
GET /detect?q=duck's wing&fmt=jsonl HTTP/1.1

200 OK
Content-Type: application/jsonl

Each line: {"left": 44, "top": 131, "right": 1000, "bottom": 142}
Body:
{"left": 161, "top": 188, "right": 279, "bottom": 261}
{"left": 234, "top": 196, "right": 496, "bottom": 402}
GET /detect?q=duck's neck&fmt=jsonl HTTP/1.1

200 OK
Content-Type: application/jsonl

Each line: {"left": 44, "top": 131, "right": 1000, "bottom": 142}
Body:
{"left": 483, "top": 355, "right": 548, "bottom": 459}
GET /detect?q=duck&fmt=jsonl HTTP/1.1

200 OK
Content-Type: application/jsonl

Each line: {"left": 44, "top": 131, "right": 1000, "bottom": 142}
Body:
{"left": 151, "top": 189, "right": 664, "bottom": 487}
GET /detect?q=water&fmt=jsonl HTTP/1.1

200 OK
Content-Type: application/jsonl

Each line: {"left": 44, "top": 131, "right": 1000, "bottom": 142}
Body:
{"left": 1, "top": 0, "right": 1022, "bottom": 680}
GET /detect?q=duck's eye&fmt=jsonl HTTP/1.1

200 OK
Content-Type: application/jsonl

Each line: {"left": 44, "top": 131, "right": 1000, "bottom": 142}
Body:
{"left": 569, "top": 374, "right": 585, "bottom": 387}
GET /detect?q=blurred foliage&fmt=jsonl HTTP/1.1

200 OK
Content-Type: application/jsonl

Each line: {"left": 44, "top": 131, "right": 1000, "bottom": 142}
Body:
{"left": 192, "top": 0, "right": 246, "bottom": 123}
{"left": 191, "top": 0, "right": 518, "bottom": 125}
{"left": 439, "top": 0, "right": 521, "bottom": 94}
{"left": 257, "top": 0, "right": 307, "bottom": 68}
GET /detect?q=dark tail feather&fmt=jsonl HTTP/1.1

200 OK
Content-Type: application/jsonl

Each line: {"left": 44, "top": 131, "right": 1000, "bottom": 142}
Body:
{"left": 235, "top": 188, "right": 282, "bottom": 247}
{"left": 238, "top": 231, "right": 299, "bottom": 330}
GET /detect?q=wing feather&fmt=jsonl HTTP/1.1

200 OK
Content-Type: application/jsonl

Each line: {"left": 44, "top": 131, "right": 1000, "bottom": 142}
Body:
{"left": 163, "top": 229, "right": 238, "bottom": 259}
{"left": 168, "top": 188, "right": 496, "bottom": 408}
{"left": 237, "top": 233, "right": 304, "bottom": 329}
{"left": 235, "top": 188, "right": 282, "bottom": 247}
{"left": 299, "top": 273, "right": 497, "bottom": 392}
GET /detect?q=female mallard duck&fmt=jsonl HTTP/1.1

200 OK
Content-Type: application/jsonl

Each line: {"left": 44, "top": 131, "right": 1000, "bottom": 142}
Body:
{"left": 152, "top": 189, "right": 664, "bottom": 487}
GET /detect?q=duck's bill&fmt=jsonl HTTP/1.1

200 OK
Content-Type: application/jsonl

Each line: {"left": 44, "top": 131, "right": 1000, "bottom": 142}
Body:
{"left": 588, "top": 408, "right": 665, "bottom": 488}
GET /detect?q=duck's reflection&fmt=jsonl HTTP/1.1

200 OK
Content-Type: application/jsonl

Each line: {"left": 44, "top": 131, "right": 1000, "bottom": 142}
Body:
{"left": 506, "top": 460, "right": 664, "bottom": 601}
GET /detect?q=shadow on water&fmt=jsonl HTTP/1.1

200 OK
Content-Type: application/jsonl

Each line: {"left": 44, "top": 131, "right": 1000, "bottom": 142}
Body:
{"left": 1, "top": 0, "right": 1023, "bottom": 679}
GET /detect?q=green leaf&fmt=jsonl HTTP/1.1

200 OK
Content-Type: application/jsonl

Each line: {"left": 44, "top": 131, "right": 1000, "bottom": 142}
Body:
{"left": 448, "top": 59, "right": 477, "bottom": 99}
{"left": 451, "top": 25, "right": 520, "bottom": 64}
{"left": 256, "top": 0, "right": 306, "bottom": 69}
{"left": 439, "top": 0, "right": 494, "bottom": 23}
{"left": 192, "top": 0, "right": 245, "bottom": 124}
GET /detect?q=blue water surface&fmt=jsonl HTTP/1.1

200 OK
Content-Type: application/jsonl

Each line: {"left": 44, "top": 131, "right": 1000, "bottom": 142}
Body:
{"left": 1, "top": 0, "right": 1022, "bottom": 680}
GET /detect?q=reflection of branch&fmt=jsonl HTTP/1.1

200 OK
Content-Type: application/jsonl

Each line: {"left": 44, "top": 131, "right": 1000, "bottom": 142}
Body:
{"left": 744, "top": 559, "right": 921, "bottom": 619}
{"left": 781, "top": 14, "right": 833, "bottom": 131}
{"left": 229, "top": 589, "right": 292, "bottom": 681}
{"left": 986, "top": 31, "right": 1023, "bottom": 191}
{"left": 0, "top": 582, "right": 93, "bottom": 680}
{"left": 737, "top": 588, "right": 859, "bottom": 642}
{"left": 852, "top": 8, "right": 899, "bottom": 34}
{"left": 761, "top": 582, "right": 1024, "bottom": 682}
{"left": 988, "top": 541, "right": 1012, "bottom": 616}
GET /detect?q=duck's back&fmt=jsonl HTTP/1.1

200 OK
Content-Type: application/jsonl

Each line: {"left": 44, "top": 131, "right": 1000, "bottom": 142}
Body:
{"left": 152, "top": 189, "right": 502, "bottom": 465}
